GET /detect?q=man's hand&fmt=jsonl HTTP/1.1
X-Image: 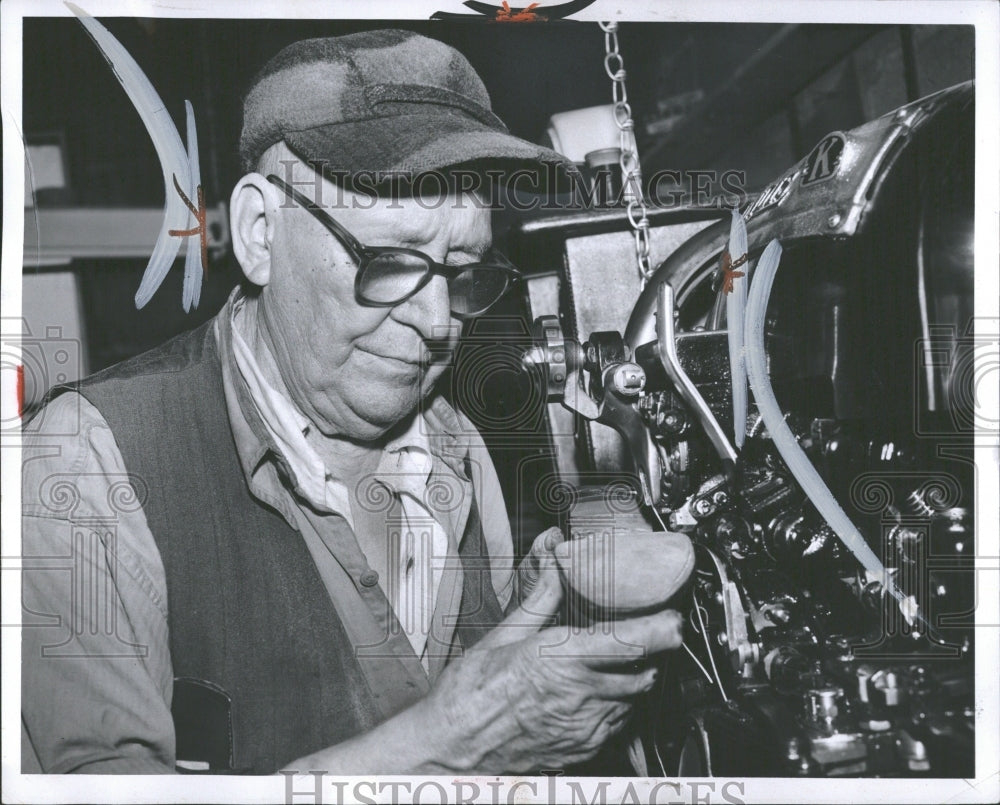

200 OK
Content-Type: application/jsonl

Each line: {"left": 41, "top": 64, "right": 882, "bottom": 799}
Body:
{"left": 418, "top": 559, "right": 684, "bottom": 773}
{"left": 516, "top": 526, "right": 565, "bottom": 604}
{"left": 284, "top": 543, "right": 682, "bottom": 775}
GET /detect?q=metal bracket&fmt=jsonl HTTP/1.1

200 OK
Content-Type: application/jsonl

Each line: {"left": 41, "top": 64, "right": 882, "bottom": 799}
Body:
{"left": 655, "top": 282, "right": 738, "bottom": 471}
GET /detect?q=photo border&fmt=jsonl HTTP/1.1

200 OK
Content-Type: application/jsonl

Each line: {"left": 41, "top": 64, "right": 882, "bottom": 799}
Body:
{"left": 3, "top": 1, "right": 997, "bottom": 802}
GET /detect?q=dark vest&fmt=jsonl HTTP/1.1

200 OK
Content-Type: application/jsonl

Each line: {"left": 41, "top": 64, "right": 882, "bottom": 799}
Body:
{"left": 64, "top": 321, "right": 503, "bottom": 773}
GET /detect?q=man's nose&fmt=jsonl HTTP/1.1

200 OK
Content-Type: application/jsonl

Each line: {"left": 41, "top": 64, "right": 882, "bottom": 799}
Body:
{"left": 390, "top": 274, "right": 456, "bottom": 341}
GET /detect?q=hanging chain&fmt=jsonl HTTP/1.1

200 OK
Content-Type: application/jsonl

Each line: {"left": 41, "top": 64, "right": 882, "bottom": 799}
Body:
{"left": 599, "top": 21, "right": 653, "bottom": 286}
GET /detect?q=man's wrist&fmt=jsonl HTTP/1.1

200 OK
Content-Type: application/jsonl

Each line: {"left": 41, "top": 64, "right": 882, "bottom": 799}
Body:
{"left": 402, "top": 684, "right": 477, "bottom": 773}
{"left": 280, "top": 689, "right": 471, "bottom": 775}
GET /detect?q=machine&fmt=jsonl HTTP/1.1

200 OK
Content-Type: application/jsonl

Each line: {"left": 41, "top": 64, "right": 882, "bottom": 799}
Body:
{"left": 514, "top": 81, "right": 976, "bottom": 777}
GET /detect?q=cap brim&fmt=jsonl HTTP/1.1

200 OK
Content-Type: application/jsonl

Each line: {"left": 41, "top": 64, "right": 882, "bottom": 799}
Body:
{"left": 283, "top": 113, "right": 581, "bottom": 197}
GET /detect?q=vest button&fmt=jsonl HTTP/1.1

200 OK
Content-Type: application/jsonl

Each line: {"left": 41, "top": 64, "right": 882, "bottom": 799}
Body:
{"left": 359, "top": 570, "right": 380, "bottom": 587}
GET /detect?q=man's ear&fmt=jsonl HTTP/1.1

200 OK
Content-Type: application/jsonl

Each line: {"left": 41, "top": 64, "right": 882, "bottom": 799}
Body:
{"left": 230, "top": 173, "right": 277, "bottom": 287}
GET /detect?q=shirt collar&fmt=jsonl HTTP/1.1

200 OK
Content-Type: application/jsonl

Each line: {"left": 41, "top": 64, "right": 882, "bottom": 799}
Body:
{"left": 216, "top": 288, "right": 471, "bottom": 510}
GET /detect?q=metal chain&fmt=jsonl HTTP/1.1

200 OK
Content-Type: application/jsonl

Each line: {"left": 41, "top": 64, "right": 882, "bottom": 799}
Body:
{"left": 599, "top": 21, "right": 653, "bottom": 286}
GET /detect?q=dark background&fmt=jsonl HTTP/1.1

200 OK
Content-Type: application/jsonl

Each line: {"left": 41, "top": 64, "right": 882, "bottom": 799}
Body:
{"left": 24, "top": 19, "right": 974, "bottom": 207}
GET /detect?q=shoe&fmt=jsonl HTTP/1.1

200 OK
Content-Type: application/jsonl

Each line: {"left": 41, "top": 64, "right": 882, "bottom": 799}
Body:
{"left": 554, "top": 530, "right": 695, "bottom": 616}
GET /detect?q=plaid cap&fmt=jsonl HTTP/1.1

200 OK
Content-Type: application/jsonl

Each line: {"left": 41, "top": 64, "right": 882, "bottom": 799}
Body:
{"left": 240, "top": 30, "right": 579, "bottom": 187}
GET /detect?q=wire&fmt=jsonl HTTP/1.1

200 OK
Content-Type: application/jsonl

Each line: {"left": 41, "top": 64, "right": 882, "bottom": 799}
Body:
{"left": 654, "top": 507, "right": 719, "bottom": 696}
{"left": 682, "top": 641, "right": 714, "bottom": 685}
{"left": 649, "top": 645, "right": 709, "bottom": 776}
{"left": 653, "top": 728, "right": 668, "bottom": 776}
{"left": 649, "top": 653, "right": 670, "bottom": 777}
{"left": 692, "top": 591, "right": 730, "bottom": 703}
{"left": 648, "top": 503, "right": 720, "bottom": 770}
{"left": 651, "top": 505, "right": 669, "bottom": 532}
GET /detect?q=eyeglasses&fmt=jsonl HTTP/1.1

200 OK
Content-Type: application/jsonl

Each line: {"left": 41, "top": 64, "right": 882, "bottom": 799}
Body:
{"left": 266, "top": 174, "right": 522, "bottom": 319}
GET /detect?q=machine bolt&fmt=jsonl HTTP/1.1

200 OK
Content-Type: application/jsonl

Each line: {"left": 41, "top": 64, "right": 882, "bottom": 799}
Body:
{"left": 900, "top": 734, "right": 930, "bottom": 771}
{"left": 662, "top": 411, "right": 682, "bottom": 430}
{"left": 610, "top": 362, "right": 646, "bottom": 396}
{"left": 856, "top": 665, "right": 874, "bottom": 702}
{"left": 692, "top": 497, "right": 715, "bottom": 518}
{"left": 807, "top": 687, "right": 842, "bottom": 724}
{"left": 873, "top": 670, "right": 902, "bottom": 706}
{"left": 827, "top": 213, "right": 842, "bottom": 228}
{"left": 717, "top": 631, "right": 729, "bottom": 646}
{"left": 712, "top": 490, "right": 729, "bottom": 506}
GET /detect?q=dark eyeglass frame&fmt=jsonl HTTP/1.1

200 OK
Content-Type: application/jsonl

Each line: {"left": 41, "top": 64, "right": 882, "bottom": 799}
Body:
{"left": 266, "top": 174, "right": 522, "bottom": 319}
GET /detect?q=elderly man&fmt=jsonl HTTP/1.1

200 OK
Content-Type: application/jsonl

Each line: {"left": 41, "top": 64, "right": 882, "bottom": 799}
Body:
{"left": 21, "top": 30, "right": 683, "bottom": 774}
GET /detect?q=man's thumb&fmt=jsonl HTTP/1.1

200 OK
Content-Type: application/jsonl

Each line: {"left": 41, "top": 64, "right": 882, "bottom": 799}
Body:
{"left": 479, "top": 555, "right": 564, "bottom": 648}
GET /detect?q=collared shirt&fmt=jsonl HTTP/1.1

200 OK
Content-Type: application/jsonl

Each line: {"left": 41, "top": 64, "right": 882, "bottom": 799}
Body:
{"left": 20, "top": 290, "right": 514, "bottom": 774}
{"left": 228, "top": 293, "right": 452, "bottom": 666}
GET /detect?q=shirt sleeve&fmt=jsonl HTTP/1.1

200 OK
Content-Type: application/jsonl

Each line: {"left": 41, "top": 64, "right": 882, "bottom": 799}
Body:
{"left": 21, "top": 392, "right": 177, "bottom": 774}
